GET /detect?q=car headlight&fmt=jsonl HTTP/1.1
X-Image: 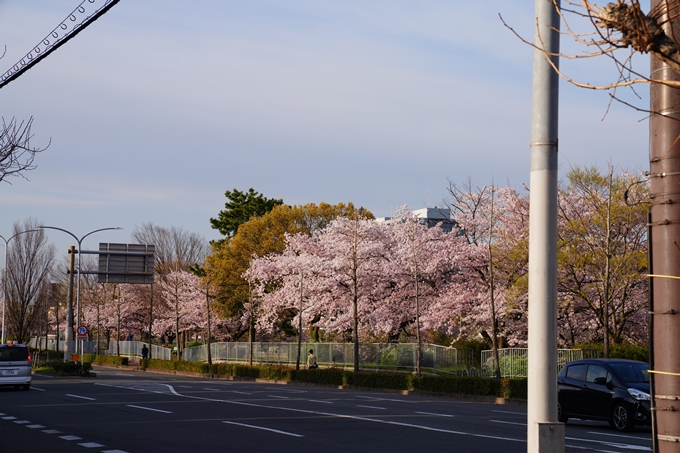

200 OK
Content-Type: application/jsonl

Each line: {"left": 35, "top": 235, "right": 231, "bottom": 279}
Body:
{"left": 628, "top": 388, "right": 650, "bottom": 401}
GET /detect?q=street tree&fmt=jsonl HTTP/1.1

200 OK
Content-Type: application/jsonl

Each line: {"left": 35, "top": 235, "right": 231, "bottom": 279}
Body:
{"left": 3, "top": 218, "right": 55, "bottom": 343}
{"left": 557, "top": 166, "right": 648, "bottom": 350}
{"left": 209, "top": 188, "right": 283, "bottom": 244}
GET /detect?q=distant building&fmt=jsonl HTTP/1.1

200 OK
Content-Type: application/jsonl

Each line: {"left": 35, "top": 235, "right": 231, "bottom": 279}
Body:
{"left": 376, "top": 206, "right": 456, "bottom": 233}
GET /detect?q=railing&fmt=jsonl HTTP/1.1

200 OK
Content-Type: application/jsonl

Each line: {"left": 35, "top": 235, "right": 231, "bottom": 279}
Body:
{"left": 480, "top": 348, "right": 601, "bottom": 378}
{"left": 182, "top": 342, "right": 476, "bottom": 375}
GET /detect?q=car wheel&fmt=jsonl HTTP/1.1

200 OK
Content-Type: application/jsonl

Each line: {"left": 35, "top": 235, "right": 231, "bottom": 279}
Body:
{"left": 611, "top": 403, "right": 635, "bottom": 432}
{"left": 558, "top": 402, "right": 568, "bottom": 423}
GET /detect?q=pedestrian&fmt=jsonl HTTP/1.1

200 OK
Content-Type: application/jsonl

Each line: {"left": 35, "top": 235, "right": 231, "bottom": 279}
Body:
{"left": 142, "top": 344, "right": 149, "bottom": 360}
{"left": 307, "top": 349, "right": 318, "bottom": 369}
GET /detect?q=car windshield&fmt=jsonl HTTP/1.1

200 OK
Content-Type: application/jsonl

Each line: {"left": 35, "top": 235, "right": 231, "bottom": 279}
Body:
{"left": 0, "top": 346, "right": 29, "bottom": 361}
{"left": 609, "top": 362, "right": 649, "bottom": 383}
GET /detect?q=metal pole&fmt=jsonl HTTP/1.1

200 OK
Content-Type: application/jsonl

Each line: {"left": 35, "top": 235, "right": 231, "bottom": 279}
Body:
{"left": 65, "top": 246, "right": 76, "bottom": 361}
{"left": 1, "top": 237, "right": 7, "bottom": 345}
{"left": 649, "top": 1, "right": 680, "bottom": 449}
{"left": 528, "top": 0, "right": 564, "bottom": 451}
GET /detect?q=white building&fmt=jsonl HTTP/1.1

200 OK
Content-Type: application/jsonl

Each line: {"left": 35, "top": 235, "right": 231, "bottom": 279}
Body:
{"left": 376, "top": 207, "right": 456, "bottom": 233}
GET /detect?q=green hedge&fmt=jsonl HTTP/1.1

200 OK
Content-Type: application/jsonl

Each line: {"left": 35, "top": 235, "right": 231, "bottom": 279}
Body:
{"left": 137, "top": 359, "right": 526, "bottom": 399}
{"left": 93, "top": 355, "right": 129, "bottom": 366}
{"left": 575, "top": 342, "right": 649, "bottom": 362}
{"left": 34, "top": 361, "right": 93, "bottom": 375}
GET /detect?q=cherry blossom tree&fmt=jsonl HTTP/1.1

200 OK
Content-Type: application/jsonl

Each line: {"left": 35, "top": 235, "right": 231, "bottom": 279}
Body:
{"left": 155, "top": 270, "right": 206, "bottom": 356}
{"left": 444, "top": 181, "right": 531, "bottom": 361}
{"left": 386, "top": 205, "right": 483, "bottom": 376}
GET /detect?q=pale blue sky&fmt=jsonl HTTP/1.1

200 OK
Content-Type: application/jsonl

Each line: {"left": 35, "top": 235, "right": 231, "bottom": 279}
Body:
{"left": 0, "top": 0, "right": 649, "bottom": 259}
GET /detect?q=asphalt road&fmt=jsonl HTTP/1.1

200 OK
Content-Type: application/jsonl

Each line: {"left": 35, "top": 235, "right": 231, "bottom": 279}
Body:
{"left": 0, "top": 367, "right": 652, "bottom": 453}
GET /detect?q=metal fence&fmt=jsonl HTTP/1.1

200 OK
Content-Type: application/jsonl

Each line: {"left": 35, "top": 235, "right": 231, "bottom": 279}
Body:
{"left": 28, "top": 338, "right": 103, "bottom": 354}
{"left": 480, "top": 348, "right": 601, "bottom": 378}
{"left": 182, "top": 342, "right": 476, "bottom": 375}
{"left": 107, "top": 341, "right": 172, "bottom": 361}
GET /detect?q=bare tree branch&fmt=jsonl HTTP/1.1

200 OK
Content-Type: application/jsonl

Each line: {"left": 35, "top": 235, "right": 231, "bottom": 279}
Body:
{"left": 0, "top": 116, "right": 50, "bottom": 184}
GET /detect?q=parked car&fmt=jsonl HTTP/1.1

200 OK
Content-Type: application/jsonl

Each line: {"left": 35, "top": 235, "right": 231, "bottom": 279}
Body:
{"left": 557, "top": 358, "right": 650, "bottom": 432}
{"left": 0, "top": 344, "right": 32, "bottom": 390}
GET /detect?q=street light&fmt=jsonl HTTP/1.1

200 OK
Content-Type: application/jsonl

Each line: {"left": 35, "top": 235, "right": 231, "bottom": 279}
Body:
{"left": 1, "top": 229, "right": 40, "bottom": 345}
{"left": 38, "top": 226, "right": 122, "bottom": 361}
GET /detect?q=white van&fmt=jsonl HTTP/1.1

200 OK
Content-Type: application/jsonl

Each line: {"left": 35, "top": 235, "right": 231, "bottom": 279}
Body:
{"left": 0, "top": 344, "right": 32, "bottom": 390}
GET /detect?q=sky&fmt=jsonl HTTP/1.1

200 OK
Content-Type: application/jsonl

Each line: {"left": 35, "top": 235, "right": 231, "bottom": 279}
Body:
{"left": 0, "top": 0, "right": 650, "bottom": 261}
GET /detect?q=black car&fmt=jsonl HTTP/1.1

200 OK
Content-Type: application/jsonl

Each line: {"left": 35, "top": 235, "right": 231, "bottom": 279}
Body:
{"left": 557, "top": 358, "right": 650, "bottom": 432}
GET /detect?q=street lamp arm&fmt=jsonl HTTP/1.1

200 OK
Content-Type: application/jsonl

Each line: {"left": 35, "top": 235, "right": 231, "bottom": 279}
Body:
{"left": 0, "top": 229, "right": 42, "bottom": 247}
{"left": 38, "top": 226, "right": 79, "bottom": 244}
{"left": 80, "top": 227, "right": 122, "bottom": 244}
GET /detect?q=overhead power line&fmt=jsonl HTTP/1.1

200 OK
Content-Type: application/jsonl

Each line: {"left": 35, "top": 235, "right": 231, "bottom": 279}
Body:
{"left": 0, "top": 0, "right": 121, "bottom": 90}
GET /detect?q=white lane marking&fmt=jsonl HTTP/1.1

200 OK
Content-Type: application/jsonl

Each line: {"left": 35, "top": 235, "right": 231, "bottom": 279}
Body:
{"left": 491, "top": 410, "right": 524, "bottom": 415}
{"left": 79, "top": 442, "right": 105, "bottom": 448}
{"left": 31, "top": 387, "right": 45, "bottom": 391}
{"left": 222, "top": 421, "right": 303, "bottom": 438}
{"left": 0, "top": 413, "right": 4, "bottom": 415}
{"left": 103, "top": 383, "right": 527, "bottom": 443}
{"left": 565, "top": 436, "right": 652, "bottom": 451}
{"left": 59, "top": 435, "right": 83, "bottom": 441}
{"left": 2, "top": 416, "right": 16, "bottom": 420}
{"left": 356, "top": 395, "right": 416, "bottom": 403}
{"left": 357, "top": 405, "right": 386, "bottom": 410}
{"left": 308, "top": 400, "right": 333, "bottom": 404}
{"left": 126, "top": 405, "right": 172, "bottom": 414}
{"left": 42, "top": 429, "right": 61, "bottom": 434}
{"left": 416, "top": 411, "right": 454, "bottom": 418}
{"left": 13, "top": 420, "right": 30, "bottom": 424}
{"left": 115, "top": 373, "right": 134, "bottom": 376}
{"left": 587, "top": 431, "right": 650, "bottom": 441}
{"left": 490, "top": 420, "right": 525, "bottom": 426}
{"left": 66, "top": 394, "right": 95, "bottom": 401}
{"left": 269, "top": 395, "right": 289, "bottom": 399}
{"left": 265, "top": 387, "right": 306, "bottom": 393}
{"left": 26, "top": 424, "right": 45, "bottom": 429}
{"left": 231, "top": 391, "right": 251, "bottom": 395}
{"left": 203, "top": 388, "right": 220, "bottom": 391}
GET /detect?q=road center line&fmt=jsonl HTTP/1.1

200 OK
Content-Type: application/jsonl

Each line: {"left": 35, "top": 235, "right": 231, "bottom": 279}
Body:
{"left": 416, "top": 411, "right": 454, "bottom": 418}
{"left": 490, "top": 420, "right": 525, "bottom": 426}
{"left": 126, "top": 405, "right": 173, "bottom": 414}
{"left": 586, "top": 431, "right": 649, "bottom": 441}
{"left": 269, "top": 395, "right": 289, "bottom": 399}
{"left": 222, "top": 421, "right": 303, "bottom": 437}
{"left": 357, "top": 405, "right": 386, "bottom": 410}
{"left": 66, "top": 394, "right": 95, "bottom": 401}
{"left": 308, "top": 400, "right": 333, "bottom": 404}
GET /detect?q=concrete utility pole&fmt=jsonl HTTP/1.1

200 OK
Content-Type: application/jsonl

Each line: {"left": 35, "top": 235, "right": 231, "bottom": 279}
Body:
{"left": 527, "top": 0, "right": 564, "bottom": 452}
{"left": 649, "top": 1, "right": 680, "bottom": 450}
